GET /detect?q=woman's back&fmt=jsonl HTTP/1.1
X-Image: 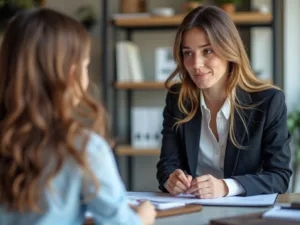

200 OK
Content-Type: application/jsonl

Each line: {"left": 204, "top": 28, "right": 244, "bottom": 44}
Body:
{"left": 0, "top": 133, "right": 142, "bottom": 225}
{"left": 0, "top": 8, "right": 155, "bottom": 225}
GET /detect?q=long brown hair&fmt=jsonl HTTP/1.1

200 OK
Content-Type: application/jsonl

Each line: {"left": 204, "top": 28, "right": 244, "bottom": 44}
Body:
{"left": 166, "top": 5, "right": 277, "bottom": 148}
{"left": 0, "top": 8, "right": 108, "bottom": 212}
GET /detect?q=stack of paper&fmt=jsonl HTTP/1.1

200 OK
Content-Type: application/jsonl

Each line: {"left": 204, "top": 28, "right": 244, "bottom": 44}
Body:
{"left": 128, "top": 198, "right": 185, "bottom": 210}
{"left": 127, "top": 192, "right": 278, "bottom": 207}
{"left": 263, "top": 206, "right": 300, "bottom": 221}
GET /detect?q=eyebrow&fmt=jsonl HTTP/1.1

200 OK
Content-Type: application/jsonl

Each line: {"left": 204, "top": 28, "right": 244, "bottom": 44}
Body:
{"left": 181, "top": 43, "right": 210, "bottom": 50}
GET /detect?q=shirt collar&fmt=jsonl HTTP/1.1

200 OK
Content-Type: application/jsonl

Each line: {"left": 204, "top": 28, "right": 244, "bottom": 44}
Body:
{"left": 200, "top": 91, "right": 231, "bottom": 120}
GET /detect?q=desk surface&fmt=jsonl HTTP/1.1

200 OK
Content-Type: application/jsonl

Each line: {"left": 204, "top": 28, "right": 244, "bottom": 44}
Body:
{"left": 154, "top": 193, "right": 300, "bottom": 225}
{"left": 84, "top": 193, "right": 300, "bottom": 225}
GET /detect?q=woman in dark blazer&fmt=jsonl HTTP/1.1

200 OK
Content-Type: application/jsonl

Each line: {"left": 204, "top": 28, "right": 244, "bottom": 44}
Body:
{"left": 156, "top": 6, "right": 292, "bottom": 198}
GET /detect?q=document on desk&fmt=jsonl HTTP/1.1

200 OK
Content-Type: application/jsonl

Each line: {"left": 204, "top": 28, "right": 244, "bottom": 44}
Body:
{"left": 127, "top": 192, "right": 278, "bottom": 207}
{"left": 128, "top": 198, "right": 186, "bottom": 210}
{"left": 263, "top": 206, "right": 300, "bottom": 221}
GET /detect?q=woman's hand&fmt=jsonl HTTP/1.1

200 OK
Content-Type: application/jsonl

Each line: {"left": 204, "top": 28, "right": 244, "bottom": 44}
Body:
{"left": 136, "top": 201, "right": 156, "bottom": 225}
{"left": 186, "top": 174, "right": 229, "bottom": 198}
{"left": 166, "top": 169, "right": 193, "bottom": 195}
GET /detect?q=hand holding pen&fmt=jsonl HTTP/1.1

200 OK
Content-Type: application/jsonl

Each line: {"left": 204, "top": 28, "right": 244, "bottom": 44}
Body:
{"left": 165, "top": 169, "right": 192, "bottom": 195}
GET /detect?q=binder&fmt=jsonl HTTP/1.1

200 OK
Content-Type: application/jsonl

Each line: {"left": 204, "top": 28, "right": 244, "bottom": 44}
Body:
{"left": 156, "top": 204, "right": 202, "bottom": 218}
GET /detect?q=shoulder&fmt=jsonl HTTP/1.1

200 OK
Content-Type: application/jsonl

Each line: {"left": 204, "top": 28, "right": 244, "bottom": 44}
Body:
{"left": 166, "top": 83, "right": 181, "bottom": 99}
{"left": 169, "top": 83, "right": 182, "bottom": 92}
{"left": 86, "top": 132, "right": 112, "bottom": 155}
{"left": 248, "top": 88, "right": 286, "bottom": 110}
{"left": 74, "top": 131, "right": 112, "bottom": 158}
{"left": 236, "top": 86, "right": 285, "bottom": 106}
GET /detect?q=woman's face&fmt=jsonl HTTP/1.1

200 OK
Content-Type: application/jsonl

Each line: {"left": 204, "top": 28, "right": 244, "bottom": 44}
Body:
{"left": 182, "top": 27, "right": 228, "bottom": 91}
{"left": 81, "top": 57, "right": 90, "bottom": 92}
{"left": 72, "top": 57, "right": 90, "bottom": 105}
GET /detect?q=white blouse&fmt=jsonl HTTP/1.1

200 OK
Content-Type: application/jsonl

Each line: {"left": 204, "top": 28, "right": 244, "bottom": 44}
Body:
{"left": 198, "top": 91, "right": 245, "bottom": 196}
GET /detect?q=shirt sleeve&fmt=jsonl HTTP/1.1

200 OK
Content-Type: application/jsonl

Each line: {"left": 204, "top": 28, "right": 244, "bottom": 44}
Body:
{"left": 223, "top": 178, "right": 246, "bottom": 197}
{"left": 82, "top": 133, "right": 141, "bottom": 225}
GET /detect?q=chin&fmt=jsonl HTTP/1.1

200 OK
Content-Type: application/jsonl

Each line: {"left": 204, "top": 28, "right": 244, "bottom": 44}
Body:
{"left": 193, "top": 81, "right": 213, "bottom": 89}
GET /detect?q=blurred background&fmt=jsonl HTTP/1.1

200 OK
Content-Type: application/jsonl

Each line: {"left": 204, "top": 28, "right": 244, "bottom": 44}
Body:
{"left": 0, "top": 0, "right": 299, "bottom": 193}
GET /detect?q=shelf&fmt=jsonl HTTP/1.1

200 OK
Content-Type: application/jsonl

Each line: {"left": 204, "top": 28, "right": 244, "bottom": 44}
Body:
{"left": 112, "top": 12, "right": 272, "bottom": 28}
{"left": 116, "top": 145, "right": 161, "bottom": 156}
{"left": 115, "top": 81, "right": 167, "bottom": 89}
{"left": 115, "top": 79, "right": 272, "bottom": 90}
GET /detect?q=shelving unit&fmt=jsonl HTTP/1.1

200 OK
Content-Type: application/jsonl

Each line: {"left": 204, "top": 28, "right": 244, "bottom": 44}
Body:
{"left": 113, "top": 12, "right": 272, "bottom": 28}
{"left": 116, "top": 145, "right": 160, "bottom": 156}
{"left": 114, "top": 81, "right": 167, "bottom": 89}
{"left": 101, "top": 0, "right": 284, "bottom": 191}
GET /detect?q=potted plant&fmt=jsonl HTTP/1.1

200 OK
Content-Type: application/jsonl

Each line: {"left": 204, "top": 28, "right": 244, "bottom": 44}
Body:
{"left": 0, "top": 0, "right": 45, "bottom": 31}
{"left": 75, "top": 4, "right": 97, "bottom": 31}
{"left": 287, "top": 110, "right": 300, "bottom": 191}
{"left": 215, "top": 0, "right": 240, "bottom": 13}
{"left": 183, "top": 0, "right": 203, "bottom": 14}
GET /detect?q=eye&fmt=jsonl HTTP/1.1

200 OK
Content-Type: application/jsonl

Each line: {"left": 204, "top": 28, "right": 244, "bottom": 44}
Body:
{"left": 183, "top": 51, "right": 192, "bottom": 57}
{"left": 203, "top": 49, "right": 213, "bottom": 56}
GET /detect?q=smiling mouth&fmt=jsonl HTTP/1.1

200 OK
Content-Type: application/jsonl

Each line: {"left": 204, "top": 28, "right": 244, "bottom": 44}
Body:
{"left": 194, "top": 72, "right": 210, "bottom": 76}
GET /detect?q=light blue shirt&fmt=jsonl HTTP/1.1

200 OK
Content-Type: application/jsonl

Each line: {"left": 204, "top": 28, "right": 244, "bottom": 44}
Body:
{"left": 0, "top": 133, "right": 141, "bottom": 225}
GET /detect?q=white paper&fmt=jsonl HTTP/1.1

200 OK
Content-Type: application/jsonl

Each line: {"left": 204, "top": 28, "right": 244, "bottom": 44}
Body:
{"left": 263, "top": 206, "right": 300, "bottom": 221}
{"left": 128, "top": 198, "right": 185, "bottom": 210}
{"left": 127, "top": 192, "right": 278, "bottom": 207}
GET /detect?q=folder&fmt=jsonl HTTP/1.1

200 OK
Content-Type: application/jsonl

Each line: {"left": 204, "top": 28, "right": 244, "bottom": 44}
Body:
{"left": 156, "top": 204, "right": 202, "bottom": 218}
{"left": 84, "top": 204, "right": 202, "bottom": 224}
{"left": 210, "top": 212, "right": 300, "bottom": 225}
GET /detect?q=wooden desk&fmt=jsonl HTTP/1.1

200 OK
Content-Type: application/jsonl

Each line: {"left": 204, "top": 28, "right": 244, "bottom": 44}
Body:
{"left": 84, "top": 193, "right": 300, "bottom": 225}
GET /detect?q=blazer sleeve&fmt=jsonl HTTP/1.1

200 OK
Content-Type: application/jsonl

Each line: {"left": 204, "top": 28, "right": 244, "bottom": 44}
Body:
{"left": 156, "top": 88, "right": 187, "bottom": 192}
{"left": 232, "top": 90, "right": 292, "bottom": 196}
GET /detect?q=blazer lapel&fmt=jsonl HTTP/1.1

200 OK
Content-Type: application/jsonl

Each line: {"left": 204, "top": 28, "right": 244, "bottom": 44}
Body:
{"left": 224, "top": 87, "right": 253, "bottom": 178}
{"left": 184, "top": 106, "right": 201, "bottom": 178}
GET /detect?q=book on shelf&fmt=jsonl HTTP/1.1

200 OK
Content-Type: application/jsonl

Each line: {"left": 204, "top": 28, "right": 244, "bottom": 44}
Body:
{"left": 155, "top": 47, "right": 177, "bottom": 82}
{"left": 112, "top": 13, "right": 151, "bottom": 19}
{"left": 131, "top": 107, "right": 163, "bottom": 149}
{"left": 116, "top": 41, "right": 144, "bottom": 82}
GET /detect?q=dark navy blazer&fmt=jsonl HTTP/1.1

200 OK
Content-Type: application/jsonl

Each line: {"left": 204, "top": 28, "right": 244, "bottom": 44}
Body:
{"left": 156, "top": 84, "right": 292, "bottom": 196}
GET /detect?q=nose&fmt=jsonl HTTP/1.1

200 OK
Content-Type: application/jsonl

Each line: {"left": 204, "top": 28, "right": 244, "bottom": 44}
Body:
{"left": 192, "top": 53, "right": 205, "bottom": 69}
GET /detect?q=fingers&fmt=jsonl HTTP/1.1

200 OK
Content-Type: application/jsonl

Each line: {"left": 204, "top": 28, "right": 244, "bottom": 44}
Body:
{"left": 195, "top": 193, "right": 213, "bottom": 199}
{"left": 167, "top": 169, "right": 192, "bottom": 195}
{"left": 186, "top": 180, "right": 210, "bottom": 194}
{"left": 191, "top": 187, "right": 211, "bottom": 196}
{"left": 175, "top": 169, "right": 191, "bottom": 188}
{"left": 187, "top": 175, "right": 193, "bottom": 183}
{"left": 168, "top": 178, "right": 186, "bottom": 191}
{"left": 166, "top": 182, "right": 184, "bottom": 196}
{"left": 191, "top": 174, "right": 210, "bottom": 185}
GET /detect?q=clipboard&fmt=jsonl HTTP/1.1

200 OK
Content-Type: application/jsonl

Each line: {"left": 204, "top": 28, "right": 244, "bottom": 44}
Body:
{"left": 156, "top": 204, "right": 202, "bottom": 218}
{"left": 83, "top": 204, "right": 202, "bottom": 224}
{"left": 210, "top": 212, "right": 300, "bottom": 225}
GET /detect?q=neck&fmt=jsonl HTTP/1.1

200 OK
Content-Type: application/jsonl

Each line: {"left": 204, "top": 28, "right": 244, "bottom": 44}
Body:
{"left": 202, "top": 77, "right": 227, "bottom": 112}
{"left": 203, "top": 89, "right": 226, "bottom": 113}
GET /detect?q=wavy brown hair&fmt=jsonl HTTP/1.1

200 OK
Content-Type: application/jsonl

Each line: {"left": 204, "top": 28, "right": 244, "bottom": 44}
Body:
{"left": 0, "top": 8, "right": 108, "bottom": 212}
{"left": 165, "top": 5, "right": 278, "bottom": 148}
